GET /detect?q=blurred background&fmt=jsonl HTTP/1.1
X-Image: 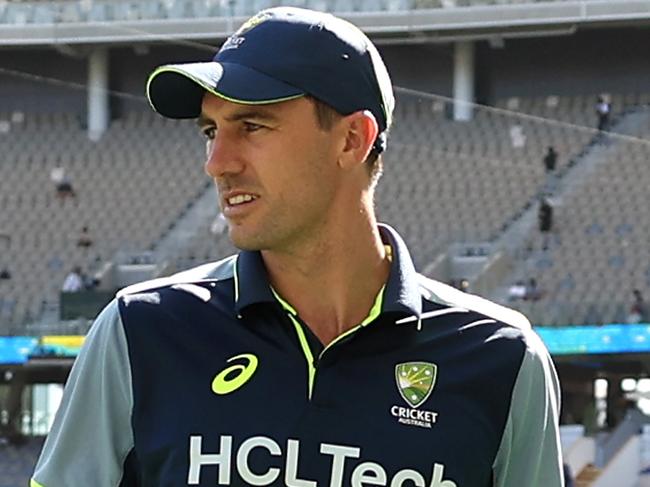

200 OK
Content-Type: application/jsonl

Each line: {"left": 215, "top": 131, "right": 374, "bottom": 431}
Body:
{"left": 1, "top": 0, "right": 650, "bottom": 485}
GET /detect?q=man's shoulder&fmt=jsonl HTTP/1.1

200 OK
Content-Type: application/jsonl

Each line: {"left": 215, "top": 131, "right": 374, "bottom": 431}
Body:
{"left": 416, "top": 274, "right": 532, "bottom": 333}
{"left": 416, "top": 274, "right": 553, "bottom": 372}
{"left": 116, "top": 254, "right": 238, "bottom": 300}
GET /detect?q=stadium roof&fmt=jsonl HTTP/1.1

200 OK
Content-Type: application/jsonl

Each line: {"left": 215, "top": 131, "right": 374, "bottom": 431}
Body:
{"left": 0, "top": 0, "right": 649, "bottom": 46}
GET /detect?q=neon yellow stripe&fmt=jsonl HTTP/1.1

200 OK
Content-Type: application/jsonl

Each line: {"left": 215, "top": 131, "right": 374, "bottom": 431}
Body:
{"left": 271, "top": 283, "right": 385, "bottom": 400}
{"left": 146, "top": 65, "right": 305, "bottom": 109}
{"left": 320, "top": 284, "right": 385, "bottom": 357}
{"left": 31, "top": 479, "right": 45, "bottom": 487}
{"left": 271, "top": 287, "right": 316, "bottom": 397}
{"left": 361, "top": 284, "right": 385, "bottom": 327}
{"left": 271, "top": 288, "right": 297, "bottom": 315}
{"left": 286, "top": 313, "right": 316, "bottom": 399}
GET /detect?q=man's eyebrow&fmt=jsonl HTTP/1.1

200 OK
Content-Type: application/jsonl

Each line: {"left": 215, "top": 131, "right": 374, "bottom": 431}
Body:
{"left": 196, "top": 108, "right": 279, "bottom": 127}
{"left": 224, "top": 108, "right": 279, "bottom": 123}
{"left": 196, "top": 114, "right": 212, "bottom": 128}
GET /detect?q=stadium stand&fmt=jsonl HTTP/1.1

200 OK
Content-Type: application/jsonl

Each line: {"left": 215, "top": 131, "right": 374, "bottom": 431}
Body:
{"left": 376, "top": 91, "right": 595, "bottom": 269}
{"left": 160, "top": 91, "right": 600, "bottom": 273}
{"left": 0, "top": 110, "right": 206, "bottom": 332}
{"left": 507, "top": 103, "right": 650, "bottom": 326}
{"left": 0, "top": 89, "right": 632, "bottom": 331}
{"left": 1, "top": 55, "right": 648, "bottom": 334}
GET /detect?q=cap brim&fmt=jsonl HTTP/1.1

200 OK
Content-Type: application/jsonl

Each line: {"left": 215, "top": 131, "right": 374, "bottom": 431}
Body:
{"left": 146, "top": 61, "right": 305, "bottom": 119}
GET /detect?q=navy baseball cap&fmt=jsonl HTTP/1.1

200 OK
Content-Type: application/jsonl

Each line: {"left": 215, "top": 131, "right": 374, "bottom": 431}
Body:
{"left": 146, "top": 7, "right": 394, "bottom": 152}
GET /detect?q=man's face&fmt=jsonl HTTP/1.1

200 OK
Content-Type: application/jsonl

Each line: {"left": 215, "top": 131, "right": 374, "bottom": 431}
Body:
{"left": 199, "top": 94, "right": 344, "bottom": 252}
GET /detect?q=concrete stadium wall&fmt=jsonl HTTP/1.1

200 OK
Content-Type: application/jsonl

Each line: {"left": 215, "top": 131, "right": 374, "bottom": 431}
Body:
{"left": 110, "top": 43, "right": 455, "bottom": 112}
{"left": 2, "top": 26, "right": 649, "bottom": 116}
{"left": 380, "top": 44, "right": 453, "bottom": 96}
{"left": 0, "top": 42, "right": 454, "bottom": 115}
{"left": 0, "top": 48, "right": 87, "bottom": 113}
{"left": 109, "top": 44, "right": 214, "bottom": 113}
{"left": 478, "top": 27, "right": 650, "bottom": 101}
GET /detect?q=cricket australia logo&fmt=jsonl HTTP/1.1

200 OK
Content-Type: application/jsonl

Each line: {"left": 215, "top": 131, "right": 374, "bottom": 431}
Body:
{"left": 396, "top": 362, "right": 436, "bottom": 407}
{"left": 390, "top": 362, "right": 439, "bottom": 428}
{"left": 221, "top": 11, "right": 273, "bottom": 52}
{"left": 237, "top": 11, "right": 272, "bottom": 34}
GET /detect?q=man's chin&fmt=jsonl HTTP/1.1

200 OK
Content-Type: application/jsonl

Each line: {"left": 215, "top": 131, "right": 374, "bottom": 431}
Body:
{"left": 227, "top": 228, "right": 264, "bottom": 252}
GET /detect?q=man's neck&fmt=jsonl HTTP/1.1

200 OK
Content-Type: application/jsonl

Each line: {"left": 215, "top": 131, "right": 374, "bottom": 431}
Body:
{"left": 261, "top": 220, "right": 390, "bottom": 347}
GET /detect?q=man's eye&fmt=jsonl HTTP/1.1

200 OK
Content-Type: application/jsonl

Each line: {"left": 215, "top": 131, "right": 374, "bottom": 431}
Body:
{"left": 202, "top": 126, "right": 216, "bottom": 140}
{"left": 244, "top": 122, "right": 263, "bottom": 132}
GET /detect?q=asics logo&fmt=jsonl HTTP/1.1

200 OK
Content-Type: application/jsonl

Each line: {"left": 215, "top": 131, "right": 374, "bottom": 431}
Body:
{"left": 211, "top": 353, "right": 258, "bottom": 395}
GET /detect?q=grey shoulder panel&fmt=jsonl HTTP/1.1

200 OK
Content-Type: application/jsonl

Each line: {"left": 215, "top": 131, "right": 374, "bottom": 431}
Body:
{"left": 117, "top": 254, "right": 237, "bottom": 298}
{"left": 417, "top": 274, "right": 532, "bottom": 331}
{"left": 31, "top": 300, "right": 135, "bottom": 487}
{"left": 492, "top": 328, "right": 564, "bottom": 487}
{"left": 417, "top": 274, "right": 561, "bottom": 485}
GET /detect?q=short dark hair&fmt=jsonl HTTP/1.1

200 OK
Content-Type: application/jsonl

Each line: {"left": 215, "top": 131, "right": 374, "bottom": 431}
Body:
{"left": 309, "top": 97, "right": 383, "bottom": 186}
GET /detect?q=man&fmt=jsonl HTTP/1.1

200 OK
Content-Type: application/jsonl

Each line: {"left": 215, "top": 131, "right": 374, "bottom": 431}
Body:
{"left": 543, "top": 146, "right": 558, "bottom": 174}
{"left": 538, "top": 196, "right": 554, "bottom": 250}
{"left": 542, "top": 146, "right": 558, "bottom": 193}
{"left": 32, "top": 7, "right": 563, "bottom": 487}
{"left": 61, "top": 266, "right": 84, "bottom": 293}
{"left": 628, "top": 289, "right": 648, "bottom": 324}
{"left": 596, "top": 95, "right": 610, "bottom": 132}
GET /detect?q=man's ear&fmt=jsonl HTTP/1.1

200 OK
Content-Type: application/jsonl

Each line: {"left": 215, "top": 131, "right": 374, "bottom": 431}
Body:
{"left": 338, "top": 110, "right": 379, "bottom": 170}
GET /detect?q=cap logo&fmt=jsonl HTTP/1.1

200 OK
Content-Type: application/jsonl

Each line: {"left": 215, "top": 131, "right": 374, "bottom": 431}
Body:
{"left": 236, "top": 10, "right": 272, "bottom": 35}
{"left": 221, "top": 35, "right": 245, "bottom": 52}
{"left": 221, "top": 10, "right": 272, "bottom": 53}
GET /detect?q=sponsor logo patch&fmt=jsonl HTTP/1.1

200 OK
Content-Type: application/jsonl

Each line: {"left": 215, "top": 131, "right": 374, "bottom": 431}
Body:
{"left": 211, "top": 353, "right": 258, "bottom": 395}
{"left": 188, "top": 435, "right": 458, "bottom": 486}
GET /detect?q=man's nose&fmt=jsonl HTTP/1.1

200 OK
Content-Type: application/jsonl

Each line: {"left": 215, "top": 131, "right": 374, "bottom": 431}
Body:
{"left": 204, "top": 131, "right": 243, "bottom": 179}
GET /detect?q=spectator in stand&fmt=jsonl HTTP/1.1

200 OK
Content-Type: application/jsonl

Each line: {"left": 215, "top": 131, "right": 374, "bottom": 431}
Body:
{"left": 0, "top": 233, "right": 11, "bottom": 280}
{"left": 524, "top": 278, "right": 543, "bottom": 301}
{"left": 508, "top": 281, "right": 527, "bottom": 301}
{"left": 542, "top": 146, "right": 558, "bottom": 193}
{"left": 62, "top": 266, "right": 84, "bottom": 293}
{"left": 543, "top": 146, "right": 557, "bottom": 173}
{"left": 627, "top": 289, "right": 648, "bottom": 323}
{"left": 51, "top": 167, "right": 76, "bottom": 200}
{"left": 84, "top": 273, "right": 100, "bottom": 291}
{"left": 76, "top": 225, "right": 94, "bottom": 248}
{"left": 538, "top": 196, "right": 553, "bottom": 250}
{"left": 458, "top": 278, "right": 470, "bottom": 293}
{"left": 596, "top": 95, "right": 611, "bottom": 132}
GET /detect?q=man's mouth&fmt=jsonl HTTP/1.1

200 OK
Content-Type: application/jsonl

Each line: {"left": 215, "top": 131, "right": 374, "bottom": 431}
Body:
{"left": 222, "top": 192, "right": 260, "bottom": 217}
{"left": 226, "top": 194, "right": 258, "bottom": 206}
